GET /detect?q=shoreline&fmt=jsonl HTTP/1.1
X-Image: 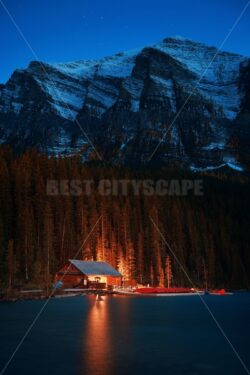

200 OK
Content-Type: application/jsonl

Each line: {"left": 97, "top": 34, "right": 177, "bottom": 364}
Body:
{"left": 0, "top": 289, "right": 116, "bottom": 302}
{"left": 1, "top": 288, "right": 248, "bottom": 302}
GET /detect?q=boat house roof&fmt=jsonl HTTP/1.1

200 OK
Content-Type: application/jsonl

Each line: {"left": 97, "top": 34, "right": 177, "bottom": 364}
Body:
{"left": 69, "top": 259, "right": 122, "bottom": 277}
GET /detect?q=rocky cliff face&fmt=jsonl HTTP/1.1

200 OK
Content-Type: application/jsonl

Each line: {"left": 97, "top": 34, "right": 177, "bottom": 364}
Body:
{"left": 0, "top": 36, "right": 249, "bottom": 171}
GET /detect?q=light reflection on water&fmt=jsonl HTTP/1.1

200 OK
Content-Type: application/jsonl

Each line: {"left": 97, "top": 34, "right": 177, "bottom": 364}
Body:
{"left": 83, "top": 296, "right": 113, "bottom": 375}
{"left": 83, "top": 295, "right": 131, "bottom": 375}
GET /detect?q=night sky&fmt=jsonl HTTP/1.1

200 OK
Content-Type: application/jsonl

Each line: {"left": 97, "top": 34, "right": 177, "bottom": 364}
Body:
{"left": 0, "top": 0, "right": 250, "bottom": 83}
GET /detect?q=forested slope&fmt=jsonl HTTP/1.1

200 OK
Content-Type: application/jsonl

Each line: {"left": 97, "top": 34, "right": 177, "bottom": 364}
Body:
{"left": 0, "top": 147, "right": 249, "bottom": 289}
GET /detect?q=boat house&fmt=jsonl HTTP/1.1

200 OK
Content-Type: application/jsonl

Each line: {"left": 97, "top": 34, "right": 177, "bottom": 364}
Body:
{"left": 55, "top": 259, "right": 122, "bottom": 289}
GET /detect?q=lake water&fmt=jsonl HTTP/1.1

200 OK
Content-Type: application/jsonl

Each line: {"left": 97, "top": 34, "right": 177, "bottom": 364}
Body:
{"left": 0, "top": 293, "right": 250, "bottom": 375}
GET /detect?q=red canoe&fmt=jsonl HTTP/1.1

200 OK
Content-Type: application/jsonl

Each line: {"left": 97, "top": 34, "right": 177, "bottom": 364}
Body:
{"left": 210, "top": 288, "right": 227, "bottom": 295}
{"left": 134, "top": 287, "right": 194, "bottom": 294}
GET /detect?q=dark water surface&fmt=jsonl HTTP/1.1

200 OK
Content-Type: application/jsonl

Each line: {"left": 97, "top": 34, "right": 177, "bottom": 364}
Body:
{"left": 0, "top": 293, "right": 250, "bottom": 375}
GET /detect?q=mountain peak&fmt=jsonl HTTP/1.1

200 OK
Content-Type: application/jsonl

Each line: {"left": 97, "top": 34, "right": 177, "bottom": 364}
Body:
{"left": 163, "top": 35, "right": 194, "bottom": 42}
{"left": 159, "top": 35, "right": 245, "bottom": 58}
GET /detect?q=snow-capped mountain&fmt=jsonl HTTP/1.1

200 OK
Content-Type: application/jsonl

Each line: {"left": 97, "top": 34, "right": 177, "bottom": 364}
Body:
{"left": 0, "top": 36, "right": 249, "bottom": 170}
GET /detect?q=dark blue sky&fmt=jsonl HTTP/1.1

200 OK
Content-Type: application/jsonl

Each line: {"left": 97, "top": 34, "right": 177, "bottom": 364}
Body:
{"left": 0, "top": 0, "right": 250, "bottom": 83}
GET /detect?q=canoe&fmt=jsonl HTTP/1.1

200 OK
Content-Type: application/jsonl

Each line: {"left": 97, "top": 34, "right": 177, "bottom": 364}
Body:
{"left": 134, "top": 287, "right": 195, "bottom": 294}
{"left": 209, "top": 289, "right": 233, "bottom": 295}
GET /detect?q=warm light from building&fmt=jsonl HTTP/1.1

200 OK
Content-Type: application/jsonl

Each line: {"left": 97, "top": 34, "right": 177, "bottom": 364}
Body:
{"left": 83, "top": 296, "right": 112, "bottom": 375}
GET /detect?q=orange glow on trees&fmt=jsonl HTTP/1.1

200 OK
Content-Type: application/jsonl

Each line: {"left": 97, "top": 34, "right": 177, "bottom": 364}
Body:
{"left": 165, "top": 255, "right": 173, "bottom": 288}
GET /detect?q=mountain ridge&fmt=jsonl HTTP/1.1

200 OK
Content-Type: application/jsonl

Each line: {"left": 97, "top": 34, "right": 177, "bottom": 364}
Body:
{"left": 0, "top": 36, "right": 250, "bottom": 171}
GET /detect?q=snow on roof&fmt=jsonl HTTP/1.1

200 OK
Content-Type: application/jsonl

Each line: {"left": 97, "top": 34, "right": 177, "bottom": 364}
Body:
{"left": 69, "top": 259, "right": 122, "bottom": 277}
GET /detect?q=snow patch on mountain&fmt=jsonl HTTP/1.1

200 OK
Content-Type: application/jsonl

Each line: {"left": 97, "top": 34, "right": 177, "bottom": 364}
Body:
{"left": 223, "top": 155, "right": 244, "bottom": 171}
{"left": 155, "top": 37, "right": 246, "bottom": 119}
{"left": 33, "top": 74, "right": 85, "bottom": 120}
{"left": 190, "top": 156, "right": 244, "bottom": 172}
{"left": 96, "top": 52, "right": 137, "bottom": 78}
{"left": 202, "top": 141, "right": 225, "bottom": 151}
{"left": 48, "top": 129, "right": 88, "bottom": 156}
{"left": 28, "top": 52, "right": 139, "bottom": 119}
{"left": 122, "top": 77, "right": 144, "bottom": 112}
{"left": 86, "top": 79, "right": 119, "bottom": 111}
{"left": 51, "top": 60, "right": 98, "bottom": 79}
{"left": 151, "top": 75, "right": 176, "bottom": 111}
{"left": 51, "top": 49, "right": 138, "bottom": 80}
{"left": 0, "top": 83, "right": 22, "bottom": 113}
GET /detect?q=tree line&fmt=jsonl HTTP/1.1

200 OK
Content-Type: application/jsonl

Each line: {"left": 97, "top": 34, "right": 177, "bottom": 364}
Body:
{"left": 0, "top": 146, "right": 249, "bottom": 290}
